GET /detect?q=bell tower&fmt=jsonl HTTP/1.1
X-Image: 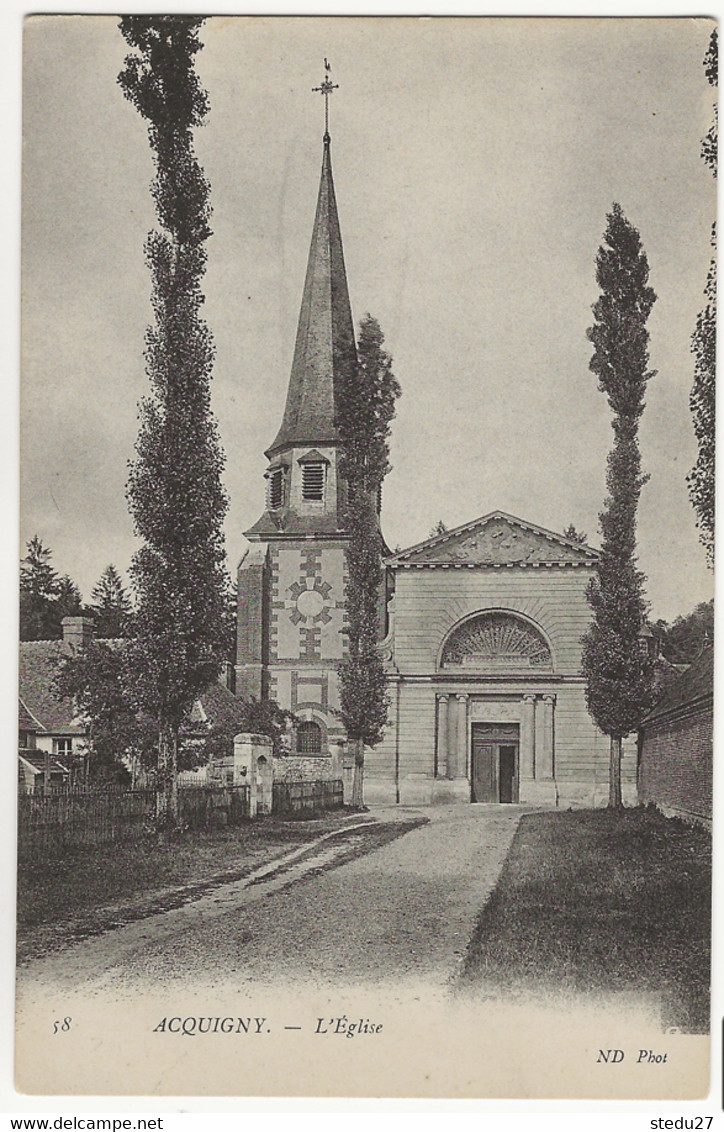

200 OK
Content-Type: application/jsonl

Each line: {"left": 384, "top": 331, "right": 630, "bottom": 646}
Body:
{"left": 236, "top": 71, "right": 355, "bottom": 759}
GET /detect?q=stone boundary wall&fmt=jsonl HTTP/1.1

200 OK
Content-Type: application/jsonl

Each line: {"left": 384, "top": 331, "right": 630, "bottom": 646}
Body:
{"left": 638, "top": 703, "right": 713, "bottom": 826}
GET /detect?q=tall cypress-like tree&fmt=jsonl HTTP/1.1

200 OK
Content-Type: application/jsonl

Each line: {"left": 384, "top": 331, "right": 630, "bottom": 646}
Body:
{"left": 581, "top": 203, "right": 656, "bottom": 809}
{"left": 337, "top": 316, "right": 400, "bottom": 808}
{"left": 118, "top": 17, "right": 229, "bottom": 824}
{"left": 688, "top": 28, "right": 717, "bottom": 566}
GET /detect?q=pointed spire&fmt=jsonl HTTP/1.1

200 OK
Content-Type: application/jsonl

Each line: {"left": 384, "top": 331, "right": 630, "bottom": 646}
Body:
{"left": 266, "top": 129, "right": 356, "bottom": 458}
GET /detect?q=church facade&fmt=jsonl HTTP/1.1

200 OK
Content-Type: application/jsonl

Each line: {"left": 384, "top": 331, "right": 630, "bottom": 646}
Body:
{"left": 235, "top": 126, "right": 637, "bottom": 808}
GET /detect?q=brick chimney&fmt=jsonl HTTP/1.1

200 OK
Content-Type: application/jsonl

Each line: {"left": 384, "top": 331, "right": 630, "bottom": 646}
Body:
{"left": 61, "top": 616, "right": 95, "bottom": 651}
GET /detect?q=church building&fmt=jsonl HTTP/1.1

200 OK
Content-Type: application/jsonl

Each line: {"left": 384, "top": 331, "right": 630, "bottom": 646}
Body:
{"left": 235, "top": 114, "right": 637, "bottom": 808}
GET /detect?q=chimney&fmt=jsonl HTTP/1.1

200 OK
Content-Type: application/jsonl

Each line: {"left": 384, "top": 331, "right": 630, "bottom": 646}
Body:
{"left": 62, "top": 616, "right": 95, "bottom": 651}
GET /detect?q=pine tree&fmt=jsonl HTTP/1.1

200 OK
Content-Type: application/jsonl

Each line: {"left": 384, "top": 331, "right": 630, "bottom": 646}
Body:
{"left": 581, "top": 203, "right": 657, "bottom": 808}
{"left": 688, "top": 28, "right": 717, "bottom": 567}
{"left": 119, "top": 17, "right": 229, "bottom": 825}
{"left": 20, "top": 535, "right": 60, "bottom": 640}
{"left": 56, "top": 575, "right": 84, "bottom": 621}
{"left": 90, "top": 564, "right": 132, "bottom": 638}
{"left": 337, "top": 315, "right": 401, "bottom": 807}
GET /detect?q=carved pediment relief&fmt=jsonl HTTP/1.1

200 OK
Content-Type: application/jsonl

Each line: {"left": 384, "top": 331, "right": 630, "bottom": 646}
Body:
{"left": 389, "top": 512, "right": 597, "bottom": 567}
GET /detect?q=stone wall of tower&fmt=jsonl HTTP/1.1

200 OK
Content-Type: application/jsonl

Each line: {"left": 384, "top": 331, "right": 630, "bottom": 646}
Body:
{"left": 235, "top": 545, "right": 269, "bottom": 701}
{"left": 266, "top": 540, "right": 348, "bottom": 754}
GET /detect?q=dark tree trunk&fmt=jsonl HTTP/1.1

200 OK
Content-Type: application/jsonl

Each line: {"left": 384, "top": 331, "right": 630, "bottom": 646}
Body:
{"left": 608, "top": 736, "right": 623, "bottom": 809}
{"left": 157, "top": 723, "right": 179, "bottom": 826}
{"left": 350, "top": 738, "right": 365, "bottom": 809}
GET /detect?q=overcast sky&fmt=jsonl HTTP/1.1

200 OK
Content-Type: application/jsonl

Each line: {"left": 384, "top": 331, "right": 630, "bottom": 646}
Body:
{"left": 21, "top": 15, "right": 715, "bottom": 622}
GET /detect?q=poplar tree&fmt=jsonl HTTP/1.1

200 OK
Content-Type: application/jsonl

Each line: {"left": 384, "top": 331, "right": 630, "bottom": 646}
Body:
{"left": 337, "top": 316, "right": 400, "bottom": 808}
{"left": 688, "top": 28, "right": 717, "bottom": 566}
{"left": 118, "top": 17, "right": 229, "bottom": 825}
{"left": 581, "top": 204, "right": 656, "bottom": 808}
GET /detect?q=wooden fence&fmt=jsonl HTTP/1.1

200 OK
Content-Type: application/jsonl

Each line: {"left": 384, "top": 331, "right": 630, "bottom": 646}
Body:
{"left": 17, "top": 785, "right": 251, "bottom": 857}
{"left": 272, "top": 779, "right": 344, "bottom": 818}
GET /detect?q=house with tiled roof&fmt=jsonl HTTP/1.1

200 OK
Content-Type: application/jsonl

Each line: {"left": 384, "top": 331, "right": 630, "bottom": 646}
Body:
{"left": 18, "top": 617, "right": 93, "bottom": 790}
{"left": 19, "top": 618, "right": 250, "bottom": 792}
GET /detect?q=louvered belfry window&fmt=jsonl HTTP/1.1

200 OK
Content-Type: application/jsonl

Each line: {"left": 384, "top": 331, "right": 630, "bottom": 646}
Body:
{"left": 267, "top": 468, "right": 284, "bottom": 509}
{"left": 302, "top": 462, "right": 325, "bottom": 501}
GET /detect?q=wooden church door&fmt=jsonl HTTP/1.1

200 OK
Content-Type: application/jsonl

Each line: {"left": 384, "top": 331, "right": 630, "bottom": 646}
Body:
{"left": 471, "top": 734, "right": 497, "bottom": 802}
{"left": 471, "top": 725, "right": 520, "bottom": 803}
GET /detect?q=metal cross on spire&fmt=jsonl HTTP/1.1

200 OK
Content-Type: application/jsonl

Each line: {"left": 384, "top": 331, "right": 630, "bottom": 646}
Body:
{"left": 313, "top": 58, "right": 339, "bottom": 141}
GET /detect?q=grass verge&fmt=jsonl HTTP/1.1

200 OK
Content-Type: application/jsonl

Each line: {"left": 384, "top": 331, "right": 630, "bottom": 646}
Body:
{"left": 17, "top": 810, "right": 378, "bottom": 958}
{"left": 458, "top": 807, "right": 711, "bottom": 1033}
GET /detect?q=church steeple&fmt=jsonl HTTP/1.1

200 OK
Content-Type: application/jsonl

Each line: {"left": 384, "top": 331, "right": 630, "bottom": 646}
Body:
{"left": 266, "top": 130, "right": 356, "bottom": 458}
{"left": 245, "top": 72, "right": 356, "bottom": 541}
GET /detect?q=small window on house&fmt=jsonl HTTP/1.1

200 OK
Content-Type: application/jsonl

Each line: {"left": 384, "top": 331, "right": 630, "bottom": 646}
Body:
{"left": 267, "top": 467, "right": 284, "bottom": 510}
{"left": 54, "top": 738, "right": 72, "bottom": 759}
{"left": 301, "top": 462, "right": 325, "bottom": 502}
{"left": 296, "top": 720, "right": 323, "bottom": 755}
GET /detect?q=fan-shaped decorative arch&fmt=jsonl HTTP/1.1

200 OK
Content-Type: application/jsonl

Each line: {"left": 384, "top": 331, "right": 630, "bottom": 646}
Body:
{"left": 440, "top": 611, "right": 552, "bottom": 670}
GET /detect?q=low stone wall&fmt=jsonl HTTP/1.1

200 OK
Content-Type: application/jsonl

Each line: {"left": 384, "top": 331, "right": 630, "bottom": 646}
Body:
{"left": 273, "top": 754, "right": 342, "bottom": 782}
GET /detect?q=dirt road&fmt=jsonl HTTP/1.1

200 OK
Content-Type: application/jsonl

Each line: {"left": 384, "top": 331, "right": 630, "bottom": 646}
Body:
{"left": 18, "top": 805, "right": 527, "bottom": 996}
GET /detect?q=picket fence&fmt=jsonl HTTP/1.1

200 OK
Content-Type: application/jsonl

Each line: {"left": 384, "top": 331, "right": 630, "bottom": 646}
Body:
{"left": 18, "top": 777, "right": 345, "bottom": 856}
{"left": 17, "top": 785, "right": 251, "bottom": 857}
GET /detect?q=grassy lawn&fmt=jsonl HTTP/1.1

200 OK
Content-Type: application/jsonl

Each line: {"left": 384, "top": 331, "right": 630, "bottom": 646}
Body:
{"left": 17, "top": 810, "right": 373, "bottom": 960}
{"left": 458, "top": 807, "right": 711, "bottom": 1033}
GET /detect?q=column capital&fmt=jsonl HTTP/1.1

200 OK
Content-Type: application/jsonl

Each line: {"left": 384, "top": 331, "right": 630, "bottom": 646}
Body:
{"left": 522, "top": 693, "right": 536, "bottom": 703}
{"left": 542, "top": 694, "right": 556, "bottom": 704}
{"left": 455, "top": 692, "right": 468, "bottom": 702}
{"left": 438, "top": 693, "right": 450, "bottom": 703}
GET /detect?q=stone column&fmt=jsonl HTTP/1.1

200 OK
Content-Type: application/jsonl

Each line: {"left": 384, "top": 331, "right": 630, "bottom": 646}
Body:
{"left": 455, "top": 694, "right": 469, "bottom": 779}
{"left": 539, "top": 695, "right": 555, "bottom": 779}
{"left": 446, "top": 693, "right": 458, "bottom": 779}
{"left": 436, "top": 695, "right": 449, "bottom": 778}
{"left": 520, "top": 695, "right": 536, "bottom": 780}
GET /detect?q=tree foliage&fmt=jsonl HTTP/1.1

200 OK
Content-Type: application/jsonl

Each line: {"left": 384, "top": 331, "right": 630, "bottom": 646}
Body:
{"left": 20, "top": 536, "right": 84, "bottom": 641}
{"left": 563, "top": 524, "right": 588, "bottom": 546}
{"left": 119, "top": 17, "right": 229, "bottom": 823}
{"left": 90, "top": 564, "right": 133, "bottom": 639}
{"left": 688, "top": 28, "right": 717, "bottom": 567}
{"left": 201, "top": 698, "right": 296, "bottom": 763}
{"left": 337, "top": 315, "right": 401, "bottom": 806}
{"left": 654, "top": 598, "right": 714, "bottom": 665}
{"left": 581, "top": 204, "right": 657, "bottom": 807}
{"left": 53, "top": 642, "right": 155, "bottom": 786}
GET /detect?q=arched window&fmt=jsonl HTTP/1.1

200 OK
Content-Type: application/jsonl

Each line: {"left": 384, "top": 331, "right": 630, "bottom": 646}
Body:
{"left": 296, "top": 720, "right": 323, "bottom": 755}
{"left": 440, "top": 611, "right": 552, "bottom": 670}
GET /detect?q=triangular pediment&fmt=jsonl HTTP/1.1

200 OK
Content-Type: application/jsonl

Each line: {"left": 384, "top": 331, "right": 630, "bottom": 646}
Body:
{"left": 386, "top": 512, "right": 599, "bottom": 567}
